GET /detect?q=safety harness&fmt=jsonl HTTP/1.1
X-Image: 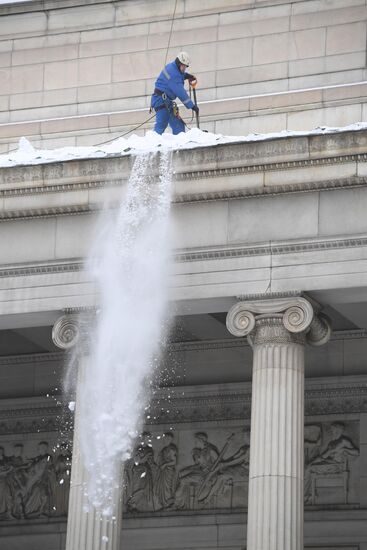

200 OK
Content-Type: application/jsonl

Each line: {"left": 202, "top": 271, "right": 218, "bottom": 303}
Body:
{"left": 151, "top": 88, "right": 180, "bottom": 119}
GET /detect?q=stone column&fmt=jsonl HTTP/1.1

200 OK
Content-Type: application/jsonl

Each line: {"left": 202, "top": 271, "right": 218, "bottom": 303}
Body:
{"left": 226, "top": 297, "right": 331, "bottom": 550}
{"left": 52, "top": 314, "right": 122, "bottom": 550}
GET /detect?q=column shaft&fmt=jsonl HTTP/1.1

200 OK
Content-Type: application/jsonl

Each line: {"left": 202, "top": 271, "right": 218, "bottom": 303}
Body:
{"left": 247, "top": 338, "right": 304, "bottom": 550}
{"left": 65, "top": 358, "right": 122, "bottom": 550}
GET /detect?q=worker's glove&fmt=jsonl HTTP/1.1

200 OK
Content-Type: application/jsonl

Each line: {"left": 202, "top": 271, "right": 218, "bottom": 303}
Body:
{"left": 184, "top": 73, "right": 196, "bottom": 82}
{"left": 192, "top": 105, "right": 199, "bottom": 114}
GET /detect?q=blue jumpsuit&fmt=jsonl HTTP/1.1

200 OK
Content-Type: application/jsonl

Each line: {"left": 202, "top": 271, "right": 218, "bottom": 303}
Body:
{"left": 151, "top": 60, "right": 195, "bottom": 135}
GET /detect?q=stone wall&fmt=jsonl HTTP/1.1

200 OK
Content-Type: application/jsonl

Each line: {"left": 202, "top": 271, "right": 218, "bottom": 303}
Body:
{"left": 0, "top": 373, "right": 366, "bottom": 549}
{"left": 0, "top": 0, "right": 365, "bottom": 150}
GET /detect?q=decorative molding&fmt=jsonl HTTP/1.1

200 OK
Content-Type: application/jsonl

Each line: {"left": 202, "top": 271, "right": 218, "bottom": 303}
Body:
{"left": 0, "top": 203, "right": 97, "bottom": 222}
{"left": 0, "top": 379, "right": 366, "bottom": 431}
{"left": 168, "top": 329, "right": 367, "bottom": 353}
{"left": 0, "top": 235, "right": 366, "bottom": 281}
{"left": 0, "top": 260, "right": 83, "bottom": 278}
{"left": 174, "top": 236, "right": 367, "bottom": 263}
{"left": 172, "top": 176, "right": 367, "bottom": 205}
{"left": 175, "top": 154, "right": 367, "bottom": 182}
{"left": 1, "top": 176, "right": 366, "bottom": 221}
{"left": 0, "top": 153, "right": 364, "bottom": 200}
{"left": 0, "top": 352, "right": 63, "bottom": 366}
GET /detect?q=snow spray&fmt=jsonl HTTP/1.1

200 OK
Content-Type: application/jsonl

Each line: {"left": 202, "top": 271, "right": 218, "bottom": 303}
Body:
{"left": 74, "top": 151, "right": 173, "bottom": 515}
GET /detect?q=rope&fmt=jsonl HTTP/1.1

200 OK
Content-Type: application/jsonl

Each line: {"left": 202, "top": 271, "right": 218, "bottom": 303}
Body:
{"left": 165, "top": 0, "right": 178, "bottom": 65}
{"left": 94, "top": 0, "right": 179, "bottom": 147}
{"left": 94, "top": 113, "right": 157, "bottom": 146}
{"left": 4, "top": 0, "right": 183, "bottom": 154}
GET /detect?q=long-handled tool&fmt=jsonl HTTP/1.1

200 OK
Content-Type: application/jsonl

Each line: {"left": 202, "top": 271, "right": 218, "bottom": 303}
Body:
{"left": 190, "top": 80, "right": 200, "bottom": 129}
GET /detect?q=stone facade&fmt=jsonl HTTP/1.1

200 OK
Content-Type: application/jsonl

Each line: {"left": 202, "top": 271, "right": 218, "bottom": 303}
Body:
{"left": 0, "top": 373, "right": 366, "bottom": 549}
{"left": 0, "top": 1, "right": 367, "bottom": 549}
{"left": 0, "top": 0, "right": 365, "bottom": 150}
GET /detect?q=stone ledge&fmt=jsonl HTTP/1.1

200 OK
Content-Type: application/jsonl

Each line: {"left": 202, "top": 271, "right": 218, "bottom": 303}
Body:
{"left": 0, "top": 129, "right": 365, "bottom": 219}
{"left": 0, "top": 82, "right": 365, "bottom": 145}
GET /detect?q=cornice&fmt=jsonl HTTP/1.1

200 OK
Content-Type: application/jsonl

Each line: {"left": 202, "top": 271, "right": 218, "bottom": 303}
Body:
{"left": 0, "top": 178, "right": 124, "bottom": 199}
{"left": 0, "top": 260, "right": 83, "bottom": 278}
{"left": 0, "top": 153, "right": 365, "bottom": 221}
{"left": 0, "top": 330, "right": 363, "bottom": 367}
{"left": 0, "top": 204, "right": 96, "bottom": 222}
{"left": 0, "top": 378, "right": 366, "bottom": 430}
{"left": 175, "top": 153, "right": 367, "bottom": 182}
{"left": 0, "top": 352, "right": 63, "bottom": 366}
{"left": 1, "top": 176, "right": 365, "bottom": 221}
{"left": 174, "top": 235, "right": 367, "bottom": 263}
{"left": 169, "top": 330, "right": 367, "bottom": 353}
{"left": 0, "top": 235, "right": 366, "bottom": 279}
{"left": 172, "top": 175, "right": 367, "bottom": 205}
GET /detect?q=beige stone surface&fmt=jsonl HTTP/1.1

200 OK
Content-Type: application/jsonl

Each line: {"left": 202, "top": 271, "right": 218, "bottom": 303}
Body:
{"left": 0, "top": 0, "right": 363, "bottom": 144}
{"left": 115, "top": 0, "right": 184, "bottom": 25}
{"left": 290, "top": 68, "right": 366, "bottom": 92}
{"left": 12, "top": 44, "right": 79, "bottom": 66}
{"left": 80, "top": 22, "right": 149, "bottom": 43}
{"left": 216, "top": 62, "right": 288, "bottom": 88}
{"left": 10, "top": 88, "right": 78, "bottom": 111}
{"left": 0, "top": 68, "right": 11, "bottom": 96}
{"left": 48, "top": 3, "right": 115, "bottom": 32}
{"left": 291, "top": 4, "right": 367, "bottom": 30}
{"left": 217, "top": 37, "right": 252, "bottom": 70}
{"left": 40, "top": 114, "right": 109, "bottom": 136}
{"left": 291, "top": 0, "right": 365, "bottom": 15}
{"left": 253, "top": 28, "right": 326, "bottom": 65}
{"left": 10, "top": 64, "right": 44, "bottom": 94}
{"left": 150, "top": 12, "right": 218, "bottom": 33}
{"left": 9, "top": 104, "right": 78, "bottom": 124}
{"left": 215, "top": 112, "right": 288, "bottom": 136}
{"left": 112, "top": 49, "right": 165, "bottom": 82}
{"left": 287, "top": 103, "right": 363, "bottom": 131}
{"left": 250, "top": 89, "right": 323, "bottom": 112}
{"left": 13, "top": 31, "right": 81, "bottom": 52}
{"left": 289, "top": 51, "right": 366, "bottom": 78}
{"left": 77, "top": 80, "right": 146, "bottom": 104}
{"left": 44, "top": 60, "right": 78, "bottom": 91}
{"left": 326, "top": 21, "right": 367, "bottom": 56}
{"left": 0, "top": 12, "right": 47, "bottom": 38}
{"left": 148, "top": 25, "right": 218, "bottom": 50}
{"left": 78, "top": 56, "right": 112, "bottom": 87}
{"left": 0, "top": 52, "right": 10, "bottom": 68}
{"left": 79, "top": 35, "right": 148, "bottom": 59}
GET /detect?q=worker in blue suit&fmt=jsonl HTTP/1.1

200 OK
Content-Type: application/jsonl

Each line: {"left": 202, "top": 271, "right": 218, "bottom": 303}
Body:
{"left": 151, "top": 51, "right": 199, "bottom": 135}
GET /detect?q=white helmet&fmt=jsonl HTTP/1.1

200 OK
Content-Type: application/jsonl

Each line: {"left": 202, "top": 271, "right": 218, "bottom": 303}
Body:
{"left": 177, "top": 51, "right": 190, "bottom": 67}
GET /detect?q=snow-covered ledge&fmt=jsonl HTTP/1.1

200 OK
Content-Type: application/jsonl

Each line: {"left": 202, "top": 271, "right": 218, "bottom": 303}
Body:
{"left": 0, "top": 124, "right": 366, "bottom": 318}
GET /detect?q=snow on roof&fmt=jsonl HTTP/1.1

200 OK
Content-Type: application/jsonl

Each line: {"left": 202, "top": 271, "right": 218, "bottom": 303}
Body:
{"left": 0, "top": 122, "right": 366, "bottom": 169}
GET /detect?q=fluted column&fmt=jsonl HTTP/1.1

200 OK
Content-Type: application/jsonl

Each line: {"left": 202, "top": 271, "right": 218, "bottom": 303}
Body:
{"left": 226, "top": 297, "right": 331, "bottom": 550}
{"left": 52, "top": 315, "right": 122, "bottom": 550}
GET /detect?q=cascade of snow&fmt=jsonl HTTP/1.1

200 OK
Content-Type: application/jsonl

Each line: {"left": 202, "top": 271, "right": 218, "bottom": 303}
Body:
{"left": 76, "top": 150, "right": 173, "bottom": 514}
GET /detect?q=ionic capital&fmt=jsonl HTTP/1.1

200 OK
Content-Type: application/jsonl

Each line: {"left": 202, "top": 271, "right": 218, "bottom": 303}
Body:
{"left": 52, "top": 314, "right": 80, "bottom": 350}
{"left": 226, "top": 297, "right": 331, "bottom": 346}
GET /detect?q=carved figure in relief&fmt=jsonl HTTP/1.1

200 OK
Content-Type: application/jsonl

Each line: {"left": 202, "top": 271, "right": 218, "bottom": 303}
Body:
{"left": 174, "top": 432, "right": 221, "bottom": 509}
{"left": 198, "top": 432, "right": 250, "bottom": 503}
{"left": 125, "top": 432, "right": 157, "bottom": 512}
{"left": 174, "top": 447, "right": 209, "bottom": 509}
{"left": 23, "top": 442, "right": 56, "bottom": 518}
{"left": 194, "top": 432, "right": 219, "bottom": 468}
{"left": 304, "top": 425, "right": 322, "bottom": 465}
{"left": 304, "top": 422, "right": 359, "bottom": 503}
{"left": 0, "top": 447, "right": 13, "bottom": 519}
{"left": 155, "top": 432, "right": 178, "bottom": 509}
{"left": 53, "top": 443, "right": 72, "bottom": 516}
{"left": 7, "top": 444, "right": 29, "bottom": 519}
